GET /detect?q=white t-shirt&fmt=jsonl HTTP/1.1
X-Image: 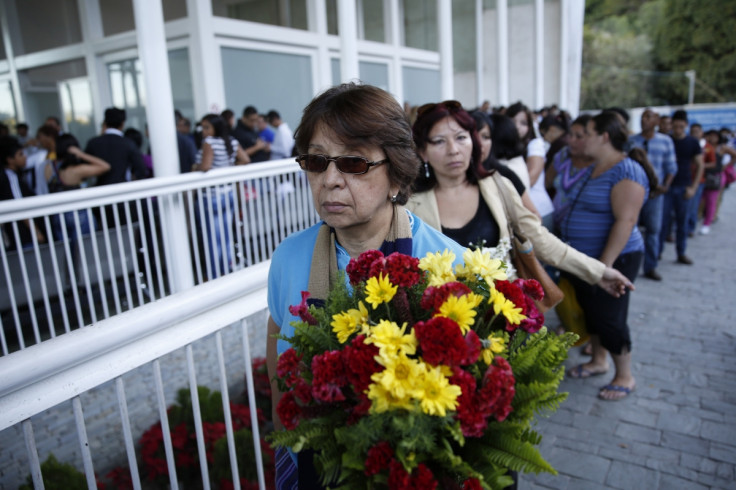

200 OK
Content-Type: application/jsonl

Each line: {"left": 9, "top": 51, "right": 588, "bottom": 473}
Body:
{"left": 526, "top": 138, "right": 554, "bottom": 217}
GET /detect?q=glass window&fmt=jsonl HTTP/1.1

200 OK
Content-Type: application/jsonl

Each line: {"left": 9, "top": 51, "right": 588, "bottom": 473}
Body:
{"left": 58, "top": 78, "right": 97, "bottom": 147}
{"left": 20, "top": 59, "right": 86, "bottom": 133}
{"left": 169, "top": 48, "right": 195, "bottom": 124}
{"left": 331, "top": 58, "right": 341, "bottom": 87}
{"left": 212, "top": 0, "right": 308, "bottom": 30}
{"left": 100, "top": 0, "right": 135, "bottom": 37}
{"left": 0, "top": 24, "right": 6, "bottom": 60}
{"left": 402, "top": 0, "right": 437, "bottom": 51}
{"left": 360, "top": 0, "right": 385, "bottom": 42}
{"left": 163, "top": 0, "right": 188, "bottom": 20}
{"left": 0, "top": 81, "right": 17, "bottom": 128}
{"left": 221, "top": 47, "right": 313, "bottom": 132}
{"left": 452, "top": 0, "right": 476, "bottom": 72}
{"left": 12, "top": 0, "right": 83, "bottom": 55}
{"left": 326, "top": 0, "right": 338, "bottom": 35}
{"left": 402, "top": 66, "right": 440, "bottom": 107}
{"left": 359, "top": 62, "right": 389, "bottom": 92}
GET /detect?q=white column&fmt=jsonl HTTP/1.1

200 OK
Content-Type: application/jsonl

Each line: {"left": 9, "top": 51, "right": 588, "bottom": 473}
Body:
{"left": 308, "top": 0, "right": 332, "bottom": 94}
{"left": 496, "top": 0, "right": 509, "bottom": 106}
{"left": 388, "top": 0, "right": 404, "bottom": 104}
{"left": 534, "top": 0, "right": 544, "bottom": 110}
{"left": 132, "top": 0, "right": 194, "bottom": 292}
{"left": 565, "top": 0, "right": 585, "bottom": 116}
{"left": 338, "top": 0, "right": 359, "bottom": 83}
{"left": 76, "top": 0, "right": 106, "bottom": 129}
{"left": 559, "top": 0, "right": 569, "bottom": 110}
{"left": 0, "top": 1, "right": 25, "bottom": 122}
{"left": 437, "top": 0, "right": 454, "bottom": 100}
{"left": 475, "top": 0, "right": 484, "bottom": 106}
{"left": 187, "top": 0, "right": 226, "bottom": 116}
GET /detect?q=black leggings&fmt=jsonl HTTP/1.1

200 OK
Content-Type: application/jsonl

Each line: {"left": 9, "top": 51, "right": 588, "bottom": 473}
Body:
{"left": 563, "top": 251, "right": 643, "bottom": 355}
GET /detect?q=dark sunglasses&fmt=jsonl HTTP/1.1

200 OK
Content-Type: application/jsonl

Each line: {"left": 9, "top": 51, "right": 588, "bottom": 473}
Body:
{"left": 417, "top": 100, "right": 463, "bottom": 117}
{"left": 295, "top": 154, "right": 388, "bottom": 175}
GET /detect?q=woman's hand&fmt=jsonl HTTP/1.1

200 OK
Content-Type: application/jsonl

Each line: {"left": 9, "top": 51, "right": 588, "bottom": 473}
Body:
{"left": 597, "top": 267, "right": 634, "bottom": 297}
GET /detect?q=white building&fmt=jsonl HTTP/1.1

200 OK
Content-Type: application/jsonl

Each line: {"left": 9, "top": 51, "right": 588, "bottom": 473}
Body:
{"left": 0, "top": 0, "right": 585, "bottom": 156}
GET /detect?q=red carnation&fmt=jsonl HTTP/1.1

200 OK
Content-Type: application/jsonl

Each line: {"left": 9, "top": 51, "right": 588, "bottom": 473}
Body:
{"left": 342, "top": 335, "right": 381, "bottom": 394}
{"left": 463, "top": 478, "right": 483, "bottom": 490}
{"left": 311, "top": 350, "right": 348, "bottom": 402}
{"left": 420, "top": 282, "right": 472, "bottom": 313}
{"left": 276, "top": 348, "right": 303, "bottom": 388}
{"left": 347, "top": 250, "right": 384, "bottom": 285}
{"left": 388, "top": 460, "right": 410, "bottom": 489}
{"left": 383, "top": 252, "right": 421, "bottom": 287}
{"left": 515, "top": 278, "right": 544, "bottom": 301}
{"left": 276, "top": 391, "right": 301, "bottom": 430}
{"left": 463, "top": 330, "right": 482, "bottom": 365}
{"left": 414, "top": 317, "right": 470, "bottom": 366}
{"left": 480, "top": 357, "right": 516, "bottom": 422}
{"left": 409, "top": 463, "right": 437, "bottom": 490}
{"left": 519, "top": 296, "right": 544, "bottom": 333}
{"left": 365, "top": 441, "right": 394, "bottom": 476}
{"left": 288, "top": 291, "right": 318, "bottom": 325}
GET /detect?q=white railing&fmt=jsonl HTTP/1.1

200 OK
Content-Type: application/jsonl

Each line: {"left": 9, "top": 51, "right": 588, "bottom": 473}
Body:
{"left": 0, "top": 159, "right": 318, "bottom": 355}
{"left": 0, "top": 263, "right": 271, "bottom": 489}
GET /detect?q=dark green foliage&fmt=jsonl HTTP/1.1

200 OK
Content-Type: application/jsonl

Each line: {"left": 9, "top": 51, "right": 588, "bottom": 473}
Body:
{"left": 19, "top": 454, "right": 90, "bottom": 490}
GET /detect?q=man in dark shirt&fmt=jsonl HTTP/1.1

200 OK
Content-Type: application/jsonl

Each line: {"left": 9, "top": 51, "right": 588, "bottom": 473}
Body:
{"left": 231, "top": 106, "right": 270, "bottom": 162}
{"left": 658, "top": 110, "right": 703, "bottom": 265}
{"left": 85, "top": 107, "right": 147, "bottom": 186}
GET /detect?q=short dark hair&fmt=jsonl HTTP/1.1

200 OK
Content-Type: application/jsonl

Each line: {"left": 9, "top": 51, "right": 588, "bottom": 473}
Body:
{"left": 690, "top": 123, "right": 702, "bottom": 129}
{"left": 45, "top": 116, "right": 61, "bottom": 126}
{"left": 124, "top": 127, "right": 143, "bottom": 149}
{"left": 505, "top": 101, "right": 535, "bottom": 146}
{"left": 221, "top": 109, "right": 234, "bottom": 121}
{"left": 295, "top": 83, "right": 418, "bottom": 205}
{"left": 672, "top": 109, "right": 688, "bottom": 122}
{"left": 36, "top": 124, "right": 58, "bottom": 139}
{"left": 15, "top": 123, "right": 28, "bottom": 131}
{"left": 0, "top": 136, "right": 23, "bottom": 168}
{"left": 489, "top": 114, "right": 524, "bottom": 160}
{"left": 243, "top": 106, "right": 258, "bottom": 118}
{"left": 604, "top": 106, "right": 630, "bottom": 123}
{"left": 267, "top": 110, "right": 281, "bottom": 122}
{"left": 104, "top": 107, "right": 127, "bottom": 129}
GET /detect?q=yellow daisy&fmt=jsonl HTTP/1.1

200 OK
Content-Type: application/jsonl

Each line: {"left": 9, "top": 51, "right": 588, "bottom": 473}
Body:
{"left": 415, "top": 364, "right": 461, "bottom": 417}
{"left": 365, "top": 320, "right": 417, "bottom": 357}
{"left": 330, "top": 301, "right": 371, "bottom": 343}
{"left": 371, "top": 352, "right": 423, "bottom": 400}
{"left": 367, "top": 380, "right": 415, "bottom": 413}
{"left": 456, "top": 248, "right": 507, "bottom": 284}
{"left": 481, "top": 334, "right": 507, "bottom": 365}
{"left": 365, "top": 273, "right": 398, "bottom": 309}
{"left": 435, "top": 293, "right": 483, "bottom": 334}
{"left": 419, "top": 249, "right": 456, "bottom": 286}
{"left": 489, "top": 288, "right": 526, "bottom": 325}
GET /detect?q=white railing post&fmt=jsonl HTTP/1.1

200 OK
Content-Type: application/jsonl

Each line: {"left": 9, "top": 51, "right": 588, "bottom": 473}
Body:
{"left": 132, "top": 0, "right": 194, "bottom": 292}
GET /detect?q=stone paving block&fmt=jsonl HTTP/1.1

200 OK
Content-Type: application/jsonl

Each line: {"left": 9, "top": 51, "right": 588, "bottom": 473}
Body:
{"left": 655, "top": 412, "right": 702, "bottom": 436}
{"left": 597, "top": 446, "right": 639, "bottom": 465}
{"left": 614, "top": 421, "right": 662, "bottom": 445}
{"left": 635, "top": 397, "right": 678, "bottom": 413}
{"left": 695, "top": 471, "right": 736, "bottom": 490}
{"left": 709, "top": 441, "right": 736, "bottom": 463}
{"left": 700, "top": 398, "right": 736, "bottom": 416}
{"left": 541, "top": 447, "right": 610, "bottom": 484}
{"left": 678, "top": 406, "right": 724, "bottom": 423}
{"left": 525, "top": 470, "right": 570, "bottom": 489}
{"left": 645, "top": 458, "right": 701, "bottom": 482}
{"left": 659, "top": 473, "right": 709, "bottom": 490}
{"left": 605, "top": 460, "right": 660, "bottom": 489}
{"left": 660, "top": 431, "right": 712, "bottom": 458}
{"left": 715, "top": 462, "right": 733, "bottom": 481}
{"left": 700, "top": 419, "right": 736, "bottom": 445}
{"left": 629, "top": 442, "right": 680, "bottom": 463}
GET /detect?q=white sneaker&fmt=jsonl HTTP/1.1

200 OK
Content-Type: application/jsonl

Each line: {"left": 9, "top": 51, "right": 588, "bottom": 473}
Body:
{"left": 699, "top": 226, "right": 710, "bottom": 235}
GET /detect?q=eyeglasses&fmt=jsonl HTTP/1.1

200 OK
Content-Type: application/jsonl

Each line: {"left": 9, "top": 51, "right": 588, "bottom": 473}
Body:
{"left": 295, "top": 154, "right": 389, "bottom": 175}
{"left": 416, "top": 100, "right": 463, "bottom": 117}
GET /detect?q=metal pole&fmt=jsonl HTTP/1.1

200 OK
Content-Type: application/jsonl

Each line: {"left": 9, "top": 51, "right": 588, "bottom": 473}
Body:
{"left": 338, "top": 0, "right": 360, "bottom": 82}
{"left": 438, "top": 0, "right": 454, "bottom": 100}
{"left": 496, "top": 0, "right": 509, "bottom": 106}
{"left": 686, "top": 70, "right": 696, "bottom": 105}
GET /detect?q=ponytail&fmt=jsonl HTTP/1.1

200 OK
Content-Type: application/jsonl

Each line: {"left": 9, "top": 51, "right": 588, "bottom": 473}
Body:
{"left": 628, "top": 147, "right": 658, "bottom": 192}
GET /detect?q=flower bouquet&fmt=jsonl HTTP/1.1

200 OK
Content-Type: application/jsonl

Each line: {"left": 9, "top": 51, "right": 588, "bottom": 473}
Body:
{"left": 269, "top": 248, "right": 577, "bottom": 489}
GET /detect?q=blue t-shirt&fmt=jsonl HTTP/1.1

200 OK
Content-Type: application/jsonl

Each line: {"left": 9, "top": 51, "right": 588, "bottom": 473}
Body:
{"left": 268, "top": 211, "right": 466, "bottom": 355}
{"left": 561, "top": 158, "right": 649, "bottom": 259}
{"left": 671, "top": 135, "right": 702, "bottom": 187}
{"left": 629, "top": 132, "right": 677, "bottom": 183}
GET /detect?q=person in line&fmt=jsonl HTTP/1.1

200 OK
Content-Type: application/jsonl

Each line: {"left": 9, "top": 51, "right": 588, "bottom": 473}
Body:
{"left": 659, "top": 110, "right": 703, "bottom": 265}
{"left": 266, "top": 83, "right": 467, "bottom": 488}
{"left": 561, "top": 111, "right": 655, "bottom": 401}
{"left": 45, "top": 133, "right": 111, "bottom": 240}
{"left": 488, "top": 113, "right": 532, "bottom": 189}
{"left": 628, "top": 108, "right": 677, "bottom": 281}
{"left": 699, "top": 130, "right": 736, "bottom": 235}
{"left": 193, "top": 113, "right": 249, "bottom": 278}
{"left": 231, "top": 105, "right": 271, "bottom": 162}
{"left": 406, "top": 100, "right": 633, "bottom": 296}
{"left": 506, "top": 102, "right": 555, "bottom": 229}
{"left": 85, "top": 108, "right": 148, "bottom": 186}
{"left": 268, "top": 110, "right": 295, "bottom": 161}
{"left": 0, "top": 136, "right": 45, "bottom": 249}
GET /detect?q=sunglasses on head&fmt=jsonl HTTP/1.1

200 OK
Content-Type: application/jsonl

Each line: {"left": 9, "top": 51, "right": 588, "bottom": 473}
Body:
{"left": 417, "top": 100, "right": 463, "bottom": 117}
{"left": 295, "top": 154, "right": 389, "bottom": 175}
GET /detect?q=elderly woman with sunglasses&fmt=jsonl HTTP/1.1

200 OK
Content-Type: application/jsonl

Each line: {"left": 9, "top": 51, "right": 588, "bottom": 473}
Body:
{"left": 406, "top": 101, "right": 634, "bottom": 300}
{"left": 266, "top": 84, "right": 465, "bottom": 489}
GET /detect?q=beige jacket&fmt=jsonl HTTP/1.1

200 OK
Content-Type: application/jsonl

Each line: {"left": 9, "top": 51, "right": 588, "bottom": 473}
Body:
{"left": 406, "top": 175, "right": 606, "bottom": 285}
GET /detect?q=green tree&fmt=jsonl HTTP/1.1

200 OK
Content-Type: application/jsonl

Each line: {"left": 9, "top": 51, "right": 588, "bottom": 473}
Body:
{"left": 653, "top": 0, "right": 736, "bottom": 103}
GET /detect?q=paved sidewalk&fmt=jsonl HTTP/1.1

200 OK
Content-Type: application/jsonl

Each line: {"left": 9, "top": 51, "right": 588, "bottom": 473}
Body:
{"left": 523, "top": 191, "right": 736, "bottom": 489}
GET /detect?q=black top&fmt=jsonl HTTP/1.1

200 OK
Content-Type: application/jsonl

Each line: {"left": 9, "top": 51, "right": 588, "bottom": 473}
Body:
{"left": 442, "top": 196, "right": 500, "bottom": 249}
{"left": 486, "top": 160, "right": 525, "bottom": 196}
{"left": 231, "top": 120, "right": 269, "bottom": 162}
{"left": 85, "top": 133, "right": 147, "bottom": 186}
{"left": 1, "top": 169, "right": 36, "bottom": 249}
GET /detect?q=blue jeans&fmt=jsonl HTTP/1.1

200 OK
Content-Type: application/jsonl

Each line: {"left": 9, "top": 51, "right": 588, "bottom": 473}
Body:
{"left": 52, "top": 209, "right": 94, "bottom": 242}
{"left": 659, "top": 186, "right": 689, "bottom": 258}
{"left": 686, "top": 182, "right": 704, "bottom": 234}
{"left": 202, "top": 188, "right": 235, "bottom": 278}
{"left": 639, "top": 193, "right": 663, "bottom": 272}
